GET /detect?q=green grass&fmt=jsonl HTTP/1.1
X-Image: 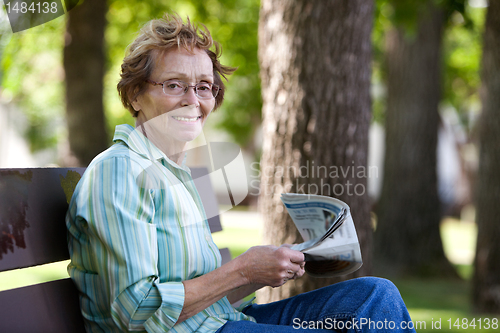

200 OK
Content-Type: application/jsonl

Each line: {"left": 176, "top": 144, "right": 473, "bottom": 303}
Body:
{"left": 1, "top": 213, "right": 498, "bottom": 332}
{"left": 0, "top": 260, "right": 71, "bottom": 292}
{"left": 395, "top": 278, "right": 499, "bottom": 332}
{"left": 211, "top": 225, "right": 260, "bottom": 258}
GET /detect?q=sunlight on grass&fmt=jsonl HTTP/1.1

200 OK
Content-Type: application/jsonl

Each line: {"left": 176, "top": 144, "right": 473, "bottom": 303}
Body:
{"left": 0, "top": 260, "right": 70, "bottom": 292}
{"left": 212, "top": 226, "right": 260, "bottom": 258}
{"left": 441, "top": 218, "right": 477, "bottom": 268}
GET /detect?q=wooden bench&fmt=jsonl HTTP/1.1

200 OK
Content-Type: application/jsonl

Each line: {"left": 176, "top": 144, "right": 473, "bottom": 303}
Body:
{"left": 0, "top": 167, "right": 230, "bottom": 333}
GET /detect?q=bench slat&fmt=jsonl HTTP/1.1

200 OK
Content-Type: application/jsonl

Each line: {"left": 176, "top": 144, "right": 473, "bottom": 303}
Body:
{"left": 0, "top": 168, "right": 85, "bottom": 272}
{"left": 0, "top": 278, "right": 86, "bottom": 333}
{"left": 0, "top": 167, "right": 222, "bottom": 272}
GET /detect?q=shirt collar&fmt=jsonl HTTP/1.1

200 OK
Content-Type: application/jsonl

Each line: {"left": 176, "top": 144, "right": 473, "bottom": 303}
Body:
{"left": 113, "top": 124, "right": 190, "bottom": 173}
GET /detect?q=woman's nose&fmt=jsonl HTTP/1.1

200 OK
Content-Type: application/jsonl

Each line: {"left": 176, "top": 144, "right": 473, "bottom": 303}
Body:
{"left": 181, "top": 86, "right": 199, "bottom": 106}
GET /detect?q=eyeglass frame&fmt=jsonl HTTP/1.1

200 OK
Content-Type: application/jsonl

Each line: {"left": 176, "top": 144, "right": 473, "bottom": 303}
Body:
{"left": 145, "top": 79, "right": 220, "bottom": 99}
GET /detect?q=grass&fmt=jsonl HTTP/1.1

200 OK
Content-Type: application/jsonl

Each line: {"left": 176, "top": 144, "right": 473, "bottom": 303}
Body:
{"left": 1, "top": 212, "right": 498, "bottom": 331}
{"left": 0, "top": 260, "right": 71, "bottom": 292}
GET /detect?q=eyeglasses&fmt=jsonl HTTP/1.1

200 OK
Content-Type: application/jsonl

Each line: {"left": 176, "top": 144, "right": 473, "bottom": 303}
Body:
{"left": 146, "top": 79, "right": 220, "bottom": 99}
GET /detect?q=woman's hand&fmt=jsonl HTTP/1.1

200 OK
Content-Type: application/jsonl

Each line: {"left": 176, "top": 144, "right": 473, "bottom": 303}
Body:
{"left": 179, "top": 244, "right": 305, "bottom": 323}
{"left": 237, "top": 245, "right": 306, "bottom": 288}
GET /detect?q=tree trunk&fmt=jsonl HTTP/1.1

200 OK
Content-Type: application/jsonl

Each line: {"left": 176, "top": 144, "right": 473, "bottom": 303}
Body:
{"left": 257, "top": 0, "right": 373, "bottom": 303}
{"left": 63, "top": 0, "right": 108, "bottom": 166}
{"left": 374, "top": 4, "right": 457, "bottom": 278}
{"left": 472, "top": 0, "right": 500, "bottom": 314}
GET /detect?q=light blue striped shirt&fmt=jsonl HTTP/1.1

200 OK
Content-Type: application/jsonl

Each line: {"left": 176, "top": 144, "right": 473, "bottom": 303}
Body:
{"left": 66, "top": 124, "right": 255, "bottom": 332}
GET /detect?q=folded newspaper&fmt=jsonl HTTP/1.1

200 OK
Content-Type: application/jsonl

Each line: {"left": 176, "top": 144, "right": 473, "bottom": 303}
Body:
{"left": 281, "top": 193, "right": 363, "bottom": 277}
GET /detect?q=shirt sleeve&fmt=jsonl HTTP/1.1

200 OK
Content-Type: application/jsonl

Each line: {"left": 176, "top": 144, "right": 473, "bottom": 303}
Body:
{"left": 72, "top": 156, "right": 185, "bottom": 332}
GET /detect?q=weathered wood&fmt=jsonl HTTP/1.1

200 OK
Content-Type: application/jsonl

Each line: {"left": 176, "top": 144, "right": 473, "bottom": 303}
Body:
{"left": 0, "top": 168, "right": 85, "bottom": 270}
{"left": 0, "top": 279, "right": 86, "bottom": 333}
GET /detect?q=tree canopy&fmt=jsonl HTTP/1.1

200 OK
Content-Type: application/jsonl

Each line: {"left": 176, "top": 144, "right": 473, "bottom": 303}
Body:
{"left": 0, "top": 0, "right": 261, "bottom": 160}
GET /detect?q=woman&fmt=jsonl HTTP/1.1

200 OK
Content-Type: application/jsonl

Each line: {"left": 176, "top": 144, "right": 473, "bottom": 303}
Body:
{"left": 66, "top": 14, "right": 416, "bottom": 332}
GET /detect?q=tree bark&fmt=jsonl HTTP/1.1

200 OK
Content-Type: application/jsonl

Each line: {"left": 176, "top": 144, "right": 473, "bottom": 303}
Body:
{"left": 472, "top": 0, "right": 500, "bottom": 314}
{"left": 374, "top": 3, "right": 457, "bottom": 278}
{"left": 257, "top": 0, "right": 373, "bottom": 303}
{"left": 63, "top": 0, "right": 108, "bottom": 166}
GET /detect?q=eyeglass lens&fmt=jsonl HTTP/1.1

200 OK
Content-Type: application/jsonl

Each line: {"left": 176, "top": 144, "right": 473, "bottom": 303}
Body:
{"left": 163, "top": 80, "right": 218, "bottom": 99}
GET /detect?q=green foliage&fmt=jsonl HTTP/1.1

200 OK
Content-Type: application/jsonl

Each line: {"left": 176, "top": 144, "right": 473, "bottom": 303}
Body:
{"left": 104, "top": 0, "right": 176, "bottom": 134}
{"left": 1, "top": 0, "right": 261, "bottom": 158}
{"left": 372, "top": 0, "right": 485, "bottom": 128}
{"left": 186, "top": 0, "right": 262, "bottom": 152}
{"left": 372, "top": 0, "right": 392, "bottom": 124}
{"left": 442, "top": 6, "right": 485, "bottom": 128}
{"left": 384, "top": 0, "right": 472, "bottom": 36}
{"left": 1, "top": 18, "right": 65, "bottom": 152}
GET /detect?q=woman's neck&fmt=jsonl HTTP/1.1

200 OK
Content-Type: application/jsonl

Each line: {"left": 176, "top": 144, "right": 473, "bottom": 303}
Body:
{"left": 136, "top": 122, "right": 187, "bottom": 166}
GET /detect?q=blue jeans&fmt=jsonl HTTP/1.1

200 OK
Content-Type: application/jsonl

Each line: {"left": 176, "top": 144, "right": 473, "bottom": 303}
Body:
{"left": 216, "top": 277, "right": 416, "bottom": 332}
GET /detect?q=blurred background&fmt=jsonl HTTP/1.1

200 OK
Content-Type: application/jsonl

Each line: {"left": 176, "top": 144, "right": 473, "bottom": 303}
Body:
{"left": 1, "top": 0, "right": 499, "bottom": 331}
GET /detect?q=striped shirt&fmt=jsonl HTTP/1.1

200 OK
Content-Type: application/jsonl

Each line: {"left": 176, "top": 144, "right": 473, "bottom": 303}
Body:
{"left": 66, "top": 124, "right": 255, "bottom": 332}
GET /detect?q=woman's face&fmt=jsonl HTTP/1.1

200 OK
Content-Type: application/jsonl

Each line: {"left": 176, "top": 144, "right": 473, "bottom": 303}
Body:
{"left": 132, "top": 47, "right": 216, "bottom": 144}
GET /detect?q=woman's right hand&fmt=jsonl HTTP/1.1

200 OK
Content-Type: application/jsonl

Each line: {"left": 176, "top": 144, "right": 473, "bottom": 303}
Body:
{"left": 236, "top": 245, "right": 305, "bottom": 288}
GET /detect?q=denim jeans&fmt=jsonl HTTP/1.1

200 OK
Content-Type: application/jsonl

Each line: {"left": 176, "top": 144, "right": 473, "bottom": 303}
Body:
{"left": 216, "top": 277, "right": 416, "bottom": 332}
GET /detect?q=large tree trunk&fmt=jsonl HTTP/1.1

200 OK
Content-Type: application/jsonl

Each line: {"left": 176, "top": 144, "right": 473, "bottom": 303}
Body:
{"left": 374, "top": 4, "right": 457, "bottom": 278}
{"left": 257, "top": 0, "right": 373, "bottom": 303}
{"left": 472, "top": 0, "right": 500, "bottom": 314}
{"left": 63, "top": 0, "right": 108, "bottom": 166}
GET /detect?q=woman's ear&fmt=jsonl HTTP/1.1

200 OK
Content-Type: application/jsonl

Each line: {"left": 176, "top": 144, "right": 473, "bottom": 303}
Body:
{"left": 131, "top": 97, "right": 142, "bottom": 112}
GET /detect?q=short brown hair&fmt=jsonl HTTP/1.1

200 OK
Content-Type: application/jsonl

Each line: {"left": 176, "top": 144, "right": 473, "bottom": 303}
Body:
{"left": 117, "top": 14, "right": 236, "bottom": 117}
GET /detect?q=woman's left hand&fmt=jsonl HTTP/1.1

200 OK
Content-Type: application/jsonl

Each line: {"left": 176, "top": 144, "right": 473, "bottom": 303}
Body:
{"left": 279, "top": 244, "right": 305, "bottom": 281}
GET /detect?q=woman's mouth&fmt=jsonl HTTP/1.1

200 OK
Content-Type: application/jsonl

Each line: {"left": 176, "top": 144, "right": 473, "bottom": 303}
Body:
{"left": 172, "top": 115, "right": 202, "bottom": 122}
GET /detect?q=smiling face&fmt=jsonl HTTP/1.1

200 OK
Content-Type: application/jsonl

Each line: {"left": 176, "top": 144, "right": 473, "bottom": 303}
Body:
{"left": 131, "top": 47, "right": 216, "bottom": 152}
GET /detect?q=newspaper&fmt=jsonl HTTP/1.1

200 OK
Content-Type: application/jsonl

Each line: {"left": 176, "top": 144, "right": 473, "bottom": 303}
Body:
{"left": 281, "top": 193, "right": 363, "bottom": 277}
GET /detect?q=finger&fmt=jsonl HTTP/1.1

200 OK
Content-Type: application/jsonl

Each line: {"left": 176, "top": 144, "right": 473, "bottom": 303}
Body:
{"left": 288, "top": 261, "right": 303, "bottom": 272}
{"left": 290, "top": 263, "right": 305, "bottom": 279}
{"left": 288, "top": 250, "right": 305, "bottom": 264}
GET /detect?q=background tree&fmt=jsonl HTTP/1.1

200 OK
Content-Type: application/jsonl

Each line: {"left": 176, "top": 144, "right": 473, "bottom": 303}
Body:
{"left": 257, "top": 0, "right": 374, "bottom": 303}
{"left": 63, "top": 0, "right": 109, "bottom": 166}
{"left": 472, "top": 0, "right": 500, "bottom": 314}
{"left": 374, "top": 0, "right": 462, "bottom": 278}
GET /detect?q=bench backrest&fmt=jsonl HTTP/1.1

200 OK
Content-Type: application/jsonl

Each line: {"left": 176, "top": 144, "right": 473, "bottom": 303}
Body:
{"left": 0, "top": 167, "right": 227, "bottom": 333}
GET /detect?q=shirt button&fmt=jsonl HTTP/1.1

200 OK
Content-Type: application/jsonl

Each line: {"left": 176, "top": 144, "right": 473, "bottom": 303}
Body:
{"left": 206, "top": 235, "right": 211, "bottom": 241}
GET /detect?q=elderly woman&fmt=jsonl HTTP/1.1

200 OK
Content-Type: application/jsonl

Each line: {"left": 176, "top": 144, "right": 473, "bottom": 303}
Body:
{"left": 66, "top": 14, "right": 416, "bottom": 333}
